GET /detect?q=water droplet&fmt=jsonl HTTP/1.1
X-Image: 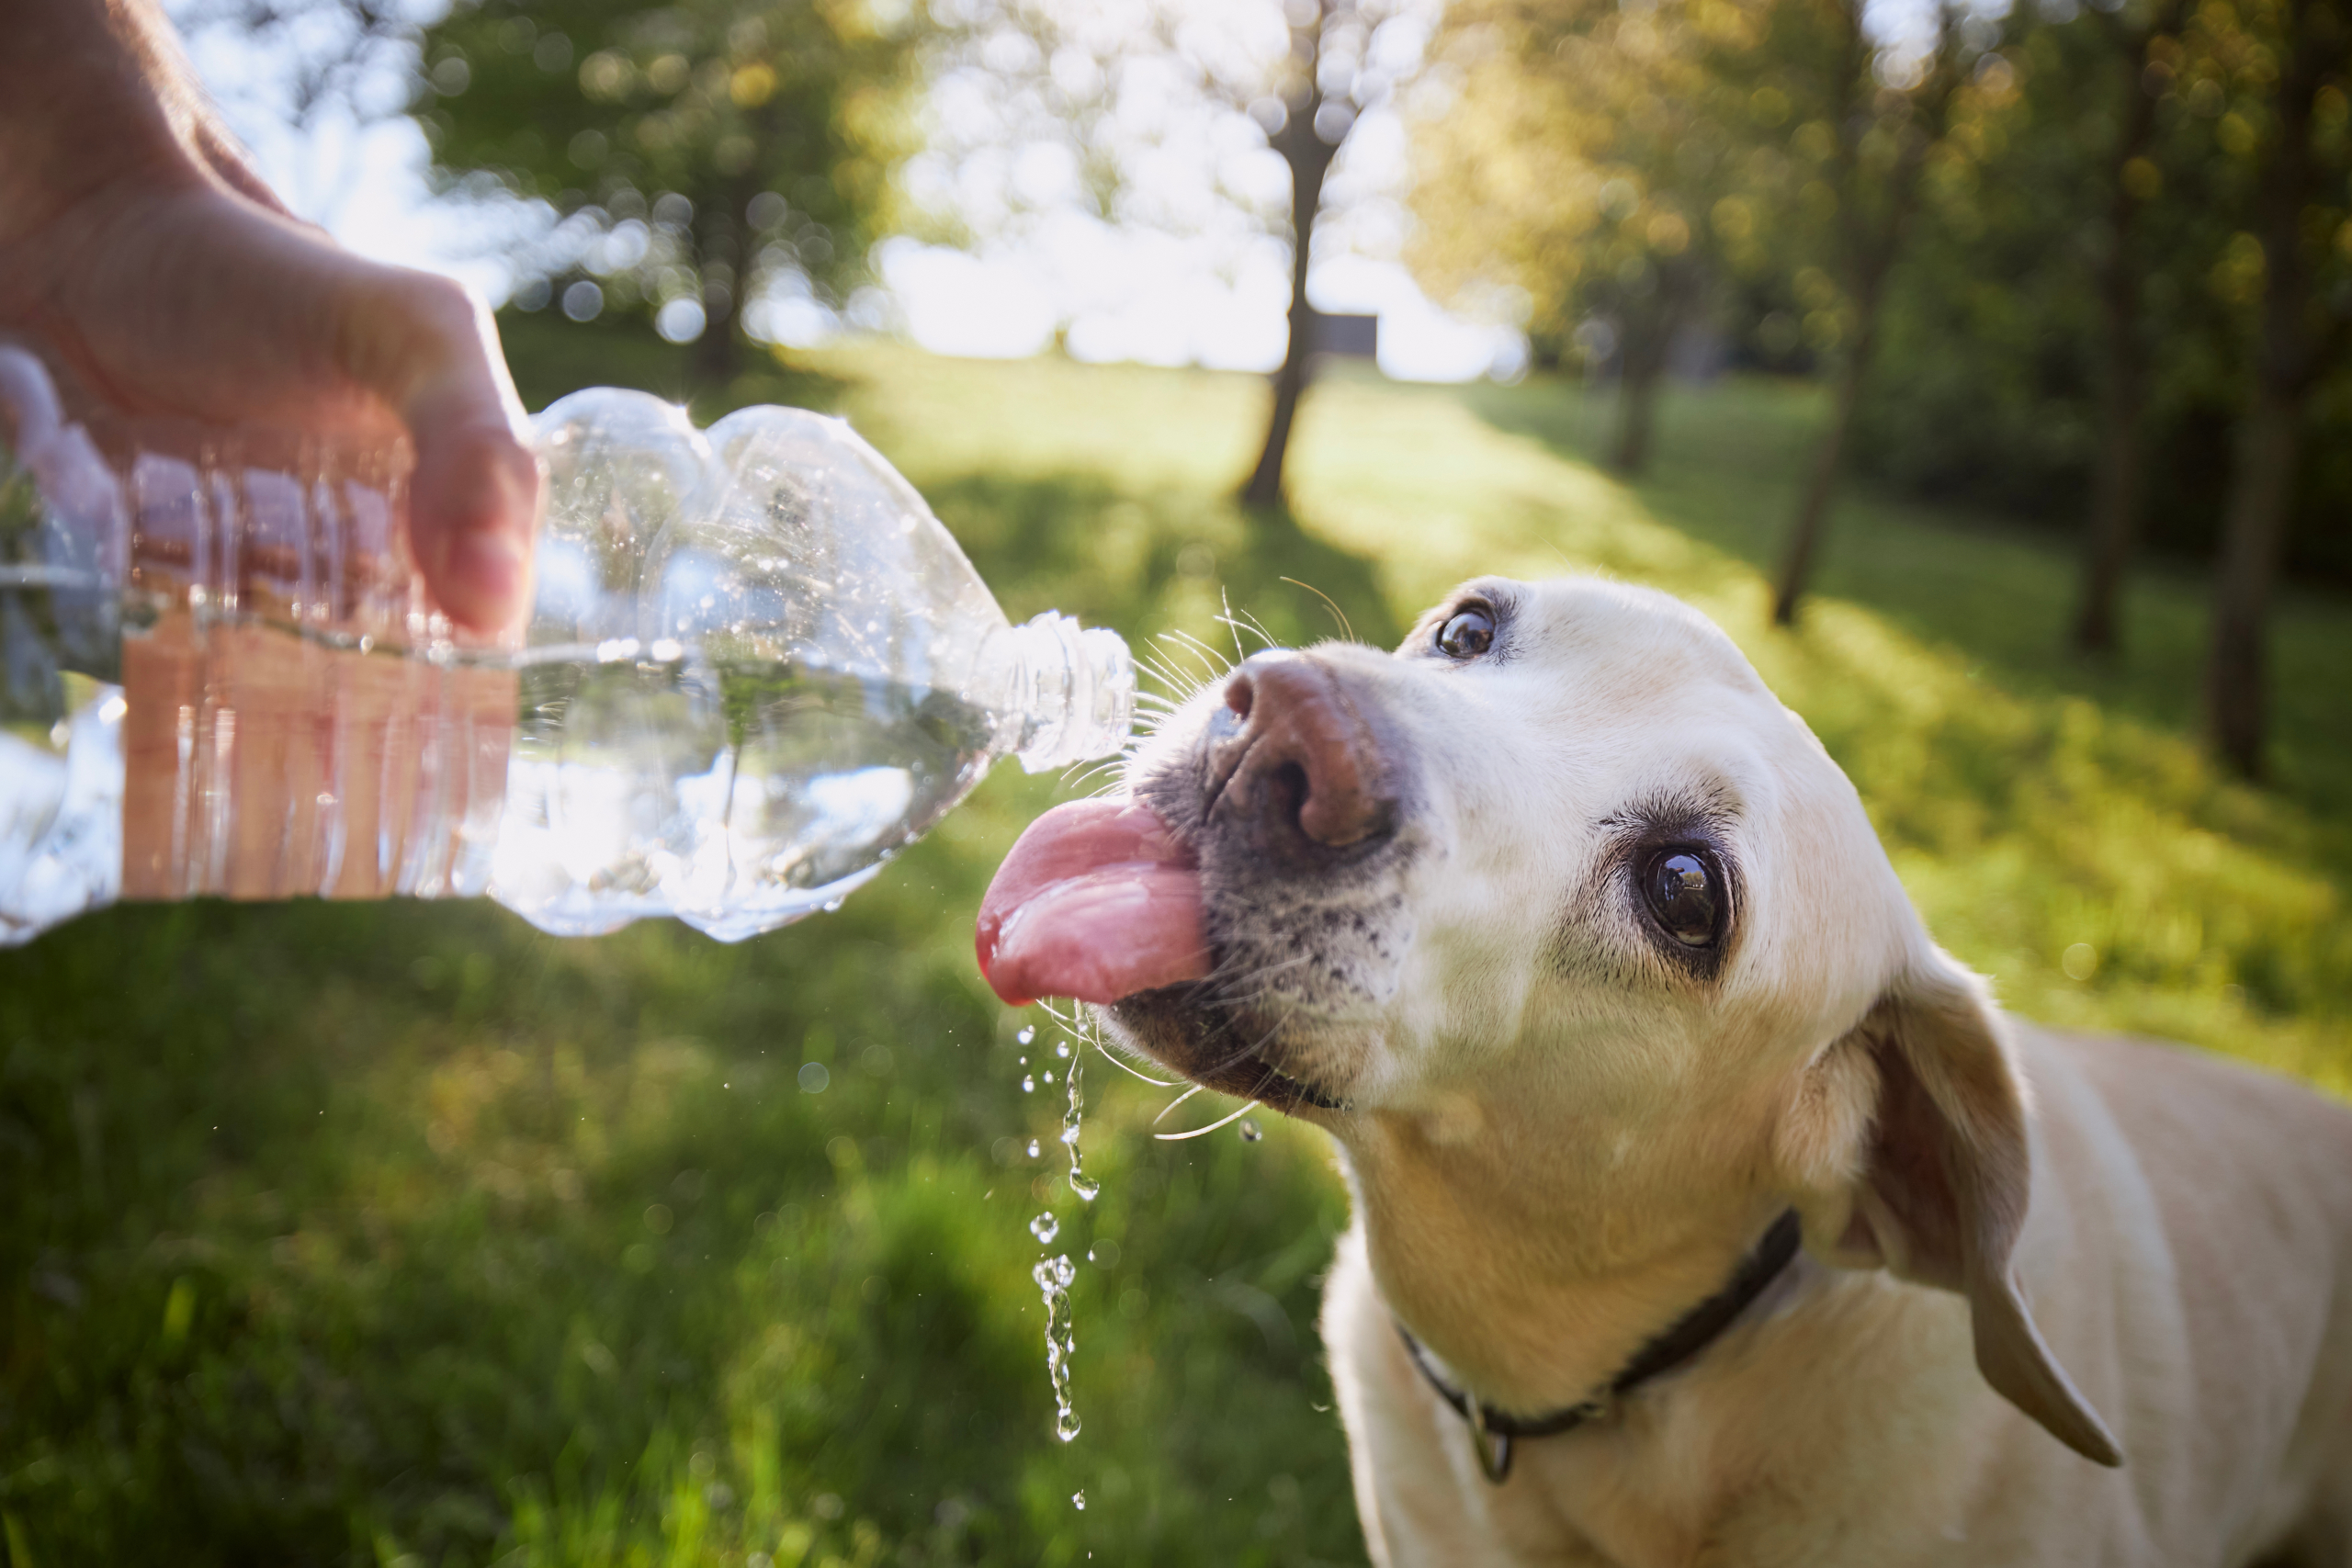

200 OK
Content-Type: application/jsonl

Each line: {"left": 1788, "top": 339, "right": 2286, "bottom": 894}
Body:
{"left": 1026, "top": 1138, "right": 1040, "bottom": 1158}
{"left": 1023, "top": 1075, "right": 1035, "bottom": 1092}
{"left": 1069, "top": 1170, "right": 1102, "bottom": 1201}
{"left": 1044, "top": 1069, "right": 1056, "bottom": 1085}
{"left": 1034, "top": 1253, "right": 1082, "bottom": 1442}
{"left": 1086, "top": 1247, "right": 1096, "bottom": 1261}
{"left": 1030, "top": 1212, "right": 1060, "bottom": 1244}
{"left": 1238, "top": 1118, "right": 1262, "bottom": 1142}
{"left": 1056, "top": 1041, "right": 1071, "bottom": 1059}
{"left": 1072, "top": 1491, "right": 1086, "bottom": 1510}
{"left": 1017, "top": 1025, "right": 1036, "bottom": 1045}
{"left": 822, "top": 897, "right": 844, "bottom": 913}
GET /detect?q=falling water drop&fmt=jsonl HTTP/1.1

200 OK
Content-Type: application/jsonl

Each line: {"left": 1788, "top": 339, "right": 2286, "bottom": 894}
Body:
{"left": 1034, "top": 1253, "right": 1081, "bottom": 1441}
{"left": 1062, "top": 1051, "right": 1101, "bottom": 1201}
{"left": 1017, "top": 1025, "right": 1036, "bottom": 1045}
{"left": 1030, "top": 1212, "right": 1060, "bottom": 1244}
{"left": 1023, "top": 1075, "right": 1036, "bottom": 1093}
{"left": 1238, "top": 1118, "right": 1263, "bottom": 1143}
{"left": 1072, "top": 1491, "right": 1086, "bottom": 1511}
{"left": 1026, "top": 1138, "right": 1040, "bottom": 1158}
{"left": 1056, "top": 1041, "right": 1071, "bottom": 1059}
{"left": 1044, "top": 1069, "right": 1055, "bottom": 1085}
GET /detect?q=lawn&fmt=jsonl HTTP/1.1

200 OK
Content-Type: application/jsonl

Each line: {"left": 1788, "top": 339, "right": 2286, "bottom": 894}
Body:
{"left": 3, "top": 332, "right": 2346, "bottom": 1567}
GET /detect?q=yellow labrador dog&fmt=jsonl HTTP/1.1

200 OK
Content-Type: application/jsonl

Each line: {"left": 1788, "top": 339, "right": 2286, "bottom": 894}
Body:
{"left": 978, "top": 577, "right": 2352, "bottom": 1566}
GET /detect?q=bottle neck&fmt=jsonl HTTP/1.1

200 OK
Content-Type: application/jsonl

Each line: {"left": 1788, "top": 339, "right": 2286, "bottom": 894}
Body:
{"left": 988, "top": 612, "right": 1136, "bottom": 773}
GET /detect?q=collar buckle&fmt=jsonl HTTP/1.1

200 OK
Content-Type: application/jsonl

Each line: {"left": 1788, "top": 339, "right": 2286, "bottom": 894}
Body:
{"left": 1464, "top": 1398, "right": 1513, "bottom": 1483}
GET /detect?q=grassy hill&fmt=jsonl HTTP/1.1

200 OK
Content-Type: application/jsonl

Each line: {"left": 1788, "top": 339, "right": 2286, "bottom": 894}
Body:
{"left": 3, "top": 332, "right": 2346, "bottom": 1566}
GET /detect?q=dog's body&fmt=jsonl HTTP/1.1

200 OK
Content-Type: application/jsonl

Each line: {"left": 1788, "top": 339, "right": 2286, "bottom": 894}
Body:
{"left": 1324, "top": 1023, "right": 2352, "bottom": 1565}
{"left": 978, "top": 577, "right": 2352, "bottom": 1564}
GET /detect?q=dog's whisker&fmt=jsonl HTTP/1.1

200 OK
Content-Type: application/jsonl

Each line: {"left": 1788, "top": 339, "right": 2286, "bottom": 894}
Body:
{"left": 1216, "top": 613, "right": 1279, "bottom": 655}
{"left": 1136, "top": 650, "right": 1204, "bottom": 702}
{"left": 1153, "top": 1099, "right": 1263, "bottom": 1142}
{"left": 1151, "top": 1082, "right": 1204, "bottom": 1125}
{"left": 1166, "top": 627, "right": 1233, "bottom": 676}
{"left": 1281, "top": 576, "right": 1355, "bottom": 642}
{"left": 1233, "top": 607, "right": 1283, "bottom": 649}
{"left": 1190, "top": 1012, "right": 1296, "bottom": 1082}
{"left": 1094, "top": 1039, "right": 1185, "bottom": 1088}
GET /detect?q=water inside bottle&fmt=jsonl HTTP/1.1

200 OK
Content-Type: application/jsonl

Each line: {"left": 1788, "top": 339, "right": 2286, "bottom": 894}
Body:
{"left": 0, "top": 669, "right": 124, "bottom": 945}
{"left": 491, "top": 647, "right": 1000, "bottom": 939}
{"left": 688, "top": 658, "right": 996, "bottom": 937}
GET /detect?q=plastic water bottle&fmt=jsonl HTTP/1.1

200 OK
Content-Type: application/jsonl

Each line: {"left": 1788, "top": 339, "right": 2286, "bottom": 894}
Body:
{"left": 0, "top": 344, "right": 1133, "bottom": 945}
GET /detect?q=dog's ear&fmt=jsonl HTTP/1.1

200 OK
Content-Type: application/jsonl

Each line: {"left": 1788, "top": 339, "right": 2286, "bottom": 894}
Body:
{"left": 1831, "top": 953, "right": 2123, "bottom": 1468}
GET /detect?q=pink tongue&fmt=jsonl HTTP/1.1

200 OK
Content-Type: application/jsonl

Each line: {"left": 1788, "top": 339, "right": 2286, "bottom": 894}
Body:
{"left": 977, "top": 798, "right": 1210, "bottom": 1006}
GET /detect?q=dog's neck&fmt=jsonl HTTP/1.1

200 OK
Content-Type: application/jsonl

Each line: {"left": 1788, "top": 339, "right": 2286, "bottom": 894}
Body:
{"left": 1337, "top": 1074, "right": 1808, "bottom": 1413}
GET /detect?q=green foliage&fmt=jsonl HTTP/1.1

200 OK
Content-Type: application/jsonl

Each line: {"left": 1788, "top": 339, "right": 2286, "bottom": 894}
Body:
{"left": 416, "top": 0, "right": 932, "bottom": 365}
{"left": 3, "top": 345, "right": 2348, "bottom": 1564}
{"left": 1849, "top": 0, "right": 2352, "bottom": 581}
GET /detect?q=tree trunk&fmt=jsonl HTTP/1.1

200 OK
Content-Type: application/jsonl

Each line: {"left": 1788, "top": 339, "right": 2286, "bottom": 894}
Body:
{"left": 1769, "top": 0, "right": 1955, "bottom": 626}
{"left": 1770, "top": 316, "right": 1875, "bottom": 626}
{"left": 1241, "top": 3, "right": 1342, "bottom": 512}
{"left": 1611, "top": 349, "right": 1663, "bottom": 477}
{"left": 1610, "top": 258, "right": 1707, "bottom": 477}
{"left": 2072, "top": 347, "right": 2146, "bottom": 654}
{"left": 691, "top": 183, "right": 749, "bottom": 389}
{"left": 1242, "top": 294, "right": 1316, "bottom": 511}
{"left": 2200, "top": 0, "right": 2328, "bottom": 779}
{"left": 692, "top": 294, "right": 742, "bottom": 387}
{"left": 2071, "top": 11, "right": 2173, "bottom": 656}
{"left": 2201, "top": 389, "right": 2299, "bottom": 777}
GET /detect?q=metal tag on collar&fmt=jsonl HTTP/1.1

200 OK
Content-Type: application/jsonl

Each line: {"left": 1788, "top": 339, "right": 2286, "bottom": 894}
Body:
{"left": 1465, "top": 1400, "right": 1513, "bottom": 1483}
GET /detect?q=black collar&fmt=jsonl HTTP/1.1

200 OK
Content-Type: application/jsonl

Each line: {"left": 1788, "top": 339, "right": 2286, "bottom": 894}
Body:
{"left": 1396, "top": 1209, "right": 1804, "bottom": 1483}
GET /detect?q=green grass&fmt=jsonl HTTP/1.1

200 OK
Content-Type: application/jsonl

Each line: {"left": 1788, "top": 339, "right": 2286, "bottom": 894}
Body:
{"left": 3, "top": 333, "right": 2347, "bottom": 1566}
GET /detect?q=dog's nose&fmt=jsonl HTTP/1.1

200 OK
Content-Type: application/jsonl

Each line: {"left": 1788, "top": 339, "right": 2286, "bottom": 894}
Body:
{"left": 1207, "top": 652, "right": 1394, "bottom": 851}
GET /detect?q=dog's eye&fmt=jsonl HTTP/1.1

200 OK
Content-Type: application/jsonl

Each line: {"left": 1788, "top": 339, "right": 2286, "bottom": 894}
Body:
{"left": 1436, "top": 605, "right": 1495, "bottom": 660}
{"left": 1642, "top": 850, "right": 1722, "bottom": 947}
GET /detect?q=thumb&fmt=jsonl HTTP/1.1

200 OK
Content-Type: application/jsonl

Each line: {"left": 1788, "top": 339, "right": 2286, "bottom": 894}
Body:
{"left": 337, "top": 269, "right": 541, "bottom": 639}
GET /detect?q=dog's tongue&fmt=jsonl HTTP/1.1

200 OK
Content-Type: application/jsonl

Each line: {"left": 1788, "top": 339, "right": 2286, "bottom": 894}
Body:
{"left": 977, "top": 799, "right": 1209, "bottom": 1006}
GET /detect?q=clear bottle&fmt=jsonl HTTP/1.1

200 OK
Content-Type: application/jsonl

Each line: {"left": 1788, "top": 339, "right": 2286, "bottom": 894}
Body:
{"left": 0, "top": 346, "right": 1132, "bottom": 946}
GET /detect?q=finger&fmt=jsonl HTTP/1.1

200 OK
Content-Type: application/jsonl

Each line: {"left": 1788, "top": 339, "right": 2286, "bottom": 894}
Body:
{"left": 334, "top": 270, "right": 542, "bottom": 638}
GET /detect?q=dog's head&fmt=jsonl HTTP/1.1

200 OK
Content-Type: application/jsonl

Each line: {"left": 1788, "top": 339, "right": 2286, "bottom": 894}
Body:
{"left": 978, "top": 576, "right": 2119, "bottom": 1465}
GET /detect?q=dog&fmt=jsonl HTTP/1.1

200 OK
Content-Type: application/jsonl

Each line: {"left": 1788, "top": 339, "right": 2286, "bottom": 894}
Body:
{"left": 977, "top": 576, "right": 2352, "bottom": 1566}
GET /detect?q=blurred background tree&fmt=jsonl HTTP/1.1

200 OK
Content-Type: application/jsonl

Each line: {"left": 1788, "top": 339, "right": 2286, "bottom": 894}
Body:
{"left": 1414, "top": 0, "right": 1767, "bottom": 477}
{"left": 413, "top": 0, "right": 933, "bottom": 385}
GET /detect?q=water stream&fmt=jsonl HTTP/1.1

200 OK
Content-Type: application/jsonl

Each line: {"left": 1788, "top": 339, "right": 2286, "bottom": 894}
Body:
{"left": 1023, "top": 1015, "right": 1101, "bottom": 1450}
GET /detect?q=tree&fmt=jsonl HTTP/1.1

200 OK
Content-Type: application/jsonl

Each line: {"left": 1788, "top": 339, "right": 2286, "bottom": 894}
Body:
{"left": 909, "top": 0, "right": 1401, "bottom": 513}
{"left": 2071, "top": 0, "right": 2192, "bottom": 655}
{"left": 1413, "top": 0, "right": 1771, "bottom": 477}
{"left": 1767, "top": 0, "right": 1970, "bottom": 625}
{"left": 1238, "top": 0, "right": 1384, "bottom": 511}
{"left": 2197, "top": 0, "right": 2351, "bottom": 775}
{"left": 414, "top": 0, "right": 932, "bottom": 386}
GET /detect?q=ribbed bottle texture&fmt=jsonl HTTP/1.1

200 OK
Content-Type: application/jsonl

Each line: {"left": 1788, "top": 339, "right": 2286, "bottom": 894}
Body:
{"left": 0, "top": 348, "right": 1136, "bottom": 945}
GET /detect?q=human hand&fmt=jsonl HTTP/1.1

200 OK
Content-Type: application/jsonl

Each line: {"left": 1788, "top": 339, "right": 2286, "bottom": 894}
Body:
{"left": 0, "top": 0, "right": 543, "bottom": 638}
